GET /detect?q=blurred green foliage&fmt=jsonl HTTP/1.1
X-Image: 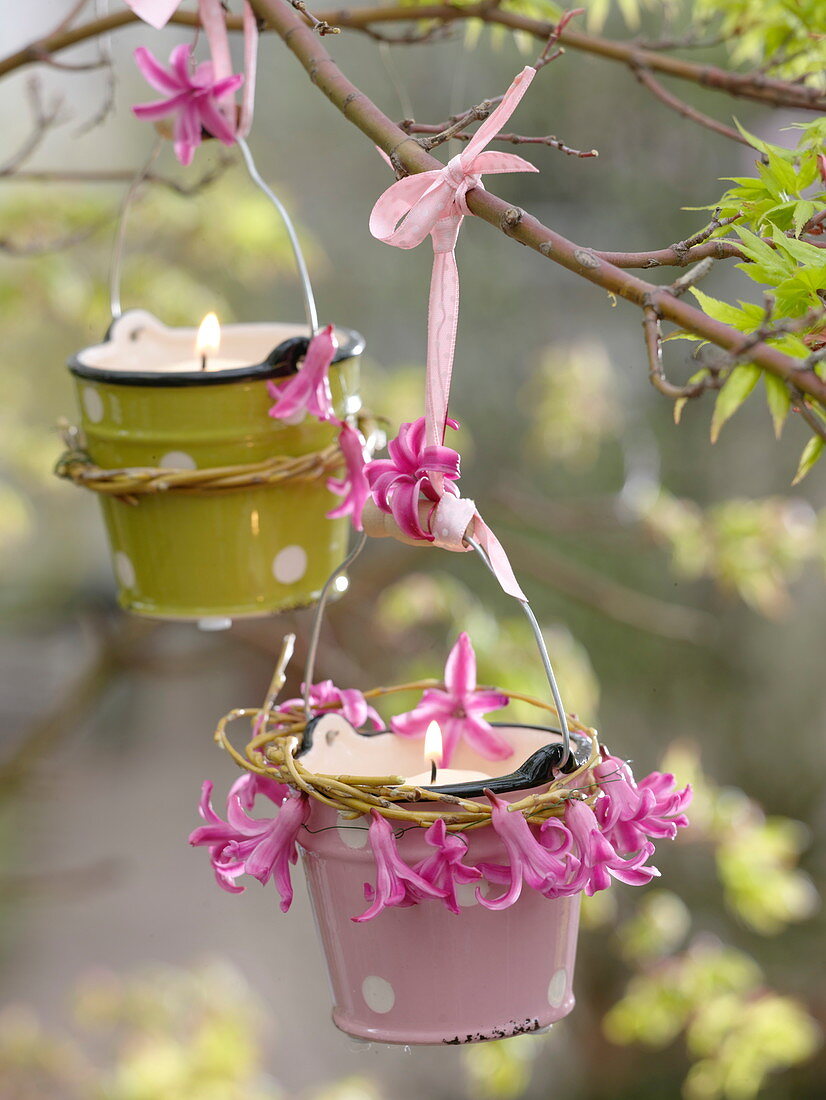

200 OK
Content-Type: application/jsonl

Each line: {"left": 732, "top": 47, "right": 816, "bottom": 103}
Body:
{"left": 2, "top": 4, "right": 825, "bottom": 1097}
{"left": 0, "top": 961, "right": 392, "bottom": 1100}
{"left": 605, "top": 941, "right": 820, "bottom": 1100}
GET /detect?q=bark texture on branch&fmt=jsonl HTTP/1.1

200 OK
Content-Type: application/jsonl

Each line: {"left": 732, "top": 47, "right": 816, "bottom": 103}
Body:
{"left": 246, "top": 0, "right": 826, "bottom": 406}
{"left": 3, "top": 1, "right": 825, "bottom": 115}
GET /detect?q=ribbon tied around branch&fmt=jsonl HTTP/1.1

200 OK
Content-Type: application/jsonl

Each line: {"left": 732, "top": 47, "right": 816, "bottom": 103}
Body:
{"left": 367, "top": 66, "right": 539, "bottom": 600}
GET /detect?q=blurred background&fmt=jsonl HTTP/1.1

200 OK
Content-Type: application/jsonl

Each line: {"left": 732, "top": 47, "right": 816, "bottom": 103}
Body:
{"left": 1, "top": 2, "right": 824, "bottom": 1098}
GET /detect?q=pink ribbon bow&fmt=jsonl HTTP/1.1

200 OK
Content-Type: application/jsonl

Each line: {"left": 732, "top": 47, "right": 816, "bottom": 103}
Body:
{"left": 369, "top": 66, "right": 538, "bottom": 600}
{"left": 127, "top": 0, "right": 258, "bottom": 141}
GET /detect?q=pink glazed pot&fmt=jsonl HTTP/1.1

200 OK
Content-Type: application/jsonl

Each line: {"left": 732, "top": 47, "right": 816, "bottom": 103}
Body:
{"left": 296, "top": 716, "right": 584, "bottom": 1045}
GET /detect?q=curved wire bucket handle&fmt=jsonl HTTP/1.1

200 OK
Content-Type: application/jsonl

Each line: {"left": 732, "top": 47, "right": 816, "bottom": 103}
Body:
{"left": 108, "top": 138, "right": 318, "bottom": 335}
{"left": 301, "top": 532, "right": 572, "bottom": 771}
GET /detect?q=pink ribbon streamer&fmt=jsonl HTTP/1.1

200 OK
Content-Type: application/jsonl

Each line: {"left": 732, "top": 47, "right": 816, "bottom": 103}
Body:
{"left": 369, "top": 66, "right": 538, "bottom": 601}
{"left": 126, "top": 0, "right": 258, "bottom": 138}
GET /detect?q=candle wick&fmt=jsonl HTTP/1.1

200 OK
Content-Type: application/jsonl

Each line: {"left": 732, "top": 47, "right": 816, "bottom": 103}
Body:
{"left": 430, "top": 759, "right": 437, "bottom": 784}
{"left": 200, "top": 354, "right": 207, "bottom": 371}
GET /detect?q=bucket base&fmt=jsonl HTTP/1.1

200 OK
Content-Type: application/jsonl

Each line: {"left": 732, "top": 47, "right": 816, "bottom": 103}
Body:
{"left": 331, "top": 997, "right": 574, "bottom": 1046}
{"left": 115, "top": 586, "right": 342, "bottom": 622}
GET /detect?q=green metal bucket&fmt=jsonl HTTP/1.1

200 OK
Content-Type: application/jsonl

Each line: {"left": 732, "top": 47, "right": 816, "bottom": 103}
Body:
{"left": 67, "top": 310, "right": 363, "bottom": 622}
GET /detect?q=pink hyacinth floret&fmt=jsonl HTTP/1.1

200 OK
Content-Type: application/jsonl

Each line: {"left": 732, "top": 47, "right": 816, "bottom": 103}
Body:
{"left": 327, "top": 421, "right": 371, "bottom": 530}
{"left": 412, "top": 819, "right": 482, "bottom": 915}
{"left": 391, "top": 632, "right": 510, "bottom": 765}
{"left": 561, "top": 799, "right": 660, "bottom": 897}
{"left": 364, "top": 417, "right": 461, "bottom": 541}
{"left": 132, "top": 44, "right": 243, "bottom": 166}
{"left": 189, "top": 781, "right": 309, "bottom": 911}
{"left": 267, "top": 324, "right": 337, "bottom": 424}
{"left": 230, "top": 770, "right": 290, "bottom": 812}
{"left": 477, "top": 791, "right": 579, "bottom": 909}
{"left": 282, "top": 680, "right": 383, "bottom": 731}
{"left": 353, "top": 811, "right": 446, "bottom": 922}
{"left": 594, "top": 753, "right": 692, "bottom": 856}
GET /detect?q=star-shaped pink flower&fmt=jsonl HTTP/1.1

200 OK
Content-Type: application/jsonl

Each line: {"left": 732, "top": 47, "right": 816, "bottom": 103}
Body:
{"left": 132, "top": 43, "right": 243, "bottom": 166}
{"left": 391, "top": 632, "right": 510, "bottom": 765}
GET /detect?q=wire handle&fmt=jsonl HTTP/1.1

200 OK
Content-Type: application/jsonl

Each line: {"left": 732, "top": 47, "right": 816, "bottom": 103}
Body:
{"left": 108, "top": 139, "right": 318, "bottom": 336}
{"left": 301, "top": 532, "right": 571, "bottom": 771}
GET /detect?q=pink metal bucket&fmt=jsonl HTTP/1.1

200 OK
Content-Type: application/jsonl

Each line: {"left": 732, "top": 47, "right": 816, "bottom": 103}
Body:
{"left": 296, "top": 717, "right": 583, "bottom": 1045}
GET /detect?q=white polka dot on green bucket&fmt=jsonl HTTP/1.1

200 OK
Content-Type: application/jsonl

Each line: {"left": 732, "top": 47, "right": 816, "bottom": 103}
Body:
{"left": 272, "top": 545, "right": 307, "bottom": 585}
{"left": 114, "top": 551, "right": 136, "bottom": 589}
{"left": 547, "top": 968, "right": 567, "bottom": 1007}
{"left": 362, "top": 976, "right": 395, "bottom": 1014}
{"left": 82, "top": 387, "right": 104, "bottom": 424}
{"left": 159, "top": 451, "right": 197, "bottom": 470}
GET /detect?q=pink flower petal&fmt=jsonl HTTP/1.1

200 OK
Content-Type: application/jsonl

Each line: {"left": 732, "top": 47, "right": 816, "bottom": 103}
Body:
{"left": 133, "top": 46, "right": 184, "bottom": 93}
{"left": 353, "top": 812, "right": 445, "bottom": 922}
{"left": 444, "top": 631, "right": 476, "bottom": 695}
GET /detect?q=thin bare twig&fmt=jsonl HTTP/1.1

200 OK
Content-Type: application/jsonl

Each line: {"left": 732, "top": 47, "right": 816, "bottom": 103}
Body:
{"left": 668, "top": 256, "right": 716, "bottom": 297}
{"left": 0, "top": 78, "right": 67, "bottom": 176}
{"left": 0, "top": 221, "right": 108, "bottom": 256}
{"left": 791, "top": 391, "right": 826, "bottom": 442}
{"left": 245, "top": 0, "right": 826, "bottom": 407}
{"left": 535, "top": 7, "right": 584, "bottom": 70}
{"left": 359, "top": 21, "right": 450, "bottom": 45}
{"left": 4, "top": 158, "right": 233, "bottom": 194}
{"left": 49, "top": 0, "right": 92, "bottom": 37}
{"left": 400, "top": 119, "right": 598, "bottom": 157}
{"left": 289, "top": 0, "right": 339, "bottom": 35}
{"left": 414, "top": 10, "right": 582, "bottom": 154}
{"left": 642, "top": 302, "right": 719, "bottom": 401}
{"left": 633, "top": 65, "right": 751, "bottom": 146}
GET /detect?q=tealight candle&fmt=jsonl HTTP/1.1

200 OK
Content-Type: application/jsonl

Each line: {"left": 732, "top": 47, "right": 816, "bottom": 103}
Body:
{"left": 404, "top": 721, "right": 490, "bottom": 787}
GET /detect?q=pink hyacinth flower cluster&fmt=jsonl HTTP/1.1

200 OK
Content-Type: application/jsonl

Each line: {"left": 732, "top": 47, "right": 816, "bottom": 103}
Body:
{"left": 391, "top": 632, "right": 510, "bottom": 764}
{"left": 594, "top": 752, "right": 692, "bottom": 855}
{"left": 354, "top": 812, "right": 480, "bottom": 921}
{"left": 132, "top": 44, "right": 243, "bottom": 166}
{"left": 282, "top": 680, "right": 383, "bottom": 731}
{"left": 364, "top": 417, "right": 461, "bottom": 541}
{"left": 189, "top": 774, "right": 309, "bottom": 911}
{"left": 477, "top": 793, "right": 580, "bottom": 909}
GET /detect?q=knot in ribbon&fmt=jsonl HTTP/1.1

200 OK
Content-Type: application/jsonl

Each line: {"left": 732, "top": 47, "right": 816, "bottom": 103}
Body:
{"left": 367, "top": 66, "right": 539, "bottom": 601}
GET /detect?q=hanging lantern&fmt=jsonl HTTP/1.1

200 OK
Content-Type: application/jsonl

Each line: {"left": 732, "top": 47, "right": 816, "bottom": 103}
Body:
{"left": 55, "top": 144, "right": 374, "bottom": 623}
{"left": 59, "top": 310, "right": 365, "bottom": 621}
{"left": 195, "top": 543, "right": 691, "bottom": 1045}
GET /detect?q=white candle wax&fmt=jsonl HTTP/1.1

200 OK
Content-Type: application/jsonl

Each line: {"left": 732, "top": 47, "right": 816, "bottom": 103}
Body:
{"left": 160, "top": 356, "right": 248, "bottom": 372}
{"left": 73, "top": 310, "right": 326, "bottom": 377}
{"left": 405, "top": 767, "right": 491, "bottom": 786}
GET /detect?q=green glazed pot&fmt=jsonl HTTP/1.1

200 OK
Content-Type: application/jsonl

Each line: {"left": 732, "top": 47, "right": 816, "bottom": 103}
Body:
{"left": 68, "top": 310, "right": 364, "bottom": 622}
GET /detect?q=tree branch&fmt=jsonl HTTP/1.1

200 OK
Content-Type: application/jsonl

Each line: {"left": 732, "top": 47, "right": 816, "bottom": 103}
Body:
{"left": 318, "top": 4, "right": 826, "bottom": 114}
{"left": 247, "top": 0, "right": 826, "bottom": 407}
{"left": 632, "top": 65, "right": 751, "bottom": 147}
{"left": 2, "top": 1, "right": 825, "bottom": 115}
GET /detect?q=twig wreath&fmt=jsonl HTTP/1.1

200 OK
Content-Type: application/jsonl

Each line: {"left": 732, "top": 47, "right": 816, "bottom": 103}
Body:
{"left": 55, "top": 411, "right": 379, "bottom": 502}
{"left": 214, "top": 686, "right": 600, "bottom": 832}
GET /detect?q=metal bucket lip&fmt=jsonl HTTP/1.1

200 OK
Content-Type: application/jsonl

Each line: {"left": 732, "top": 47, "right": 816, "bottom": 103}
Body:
{"left": 67, "top": 310, "right": 365, "bottom": 388}
{"left": 298, "top": 715, "right": 593, "bottom": 799}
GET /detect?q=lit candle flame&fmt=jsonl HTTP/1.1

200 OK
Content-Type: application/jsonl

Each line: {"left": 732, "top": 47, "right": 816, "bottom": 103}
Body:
{"left": 424, "top": 721, "right": 443, "bottom": 768}
{"left": 196, "top": 312, "right": 221, "bottom": 366}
